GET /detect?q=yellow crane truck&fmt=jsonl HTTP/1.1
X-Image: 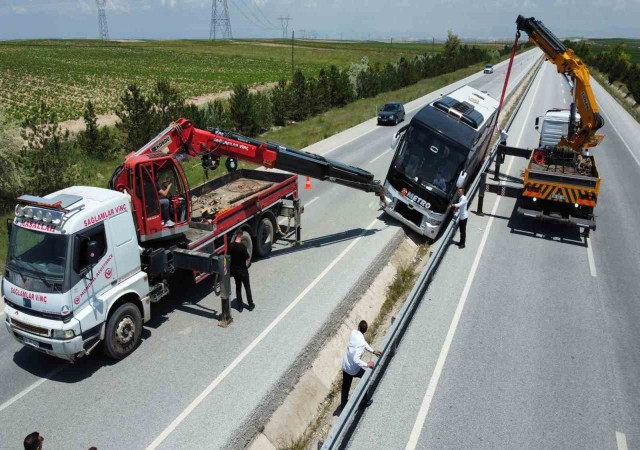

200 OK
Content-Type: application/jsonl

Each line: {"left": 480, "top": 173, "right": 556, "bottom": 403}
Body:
{"left": 493, "top": 15, "right": 605, "bottom": 235}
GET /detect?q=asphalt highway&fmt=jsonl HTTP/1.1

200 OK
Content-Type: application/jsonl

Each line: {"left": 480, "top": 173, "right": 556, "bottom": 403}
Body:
{"left": 347, "top": 59, "right": 640, "bottom": 449}
{"left": 0, "top": 50, "right": 540, "bottom": 449}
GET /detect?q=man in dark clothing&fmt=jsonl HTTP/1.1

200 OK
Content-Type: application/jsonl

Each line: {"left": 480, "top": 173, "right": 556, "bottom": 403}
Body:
{"left": 24, "top": 432, "right": 43, "bottom": 450}
{"left": 229, "top": 228, "right": 254, "bottom": 310}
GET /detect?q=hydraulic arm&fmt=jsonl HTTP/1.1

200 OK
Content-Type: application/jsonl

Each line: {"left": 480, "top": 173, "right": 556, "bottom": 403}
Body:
{"left": 516, "top": 15, "right": 604, "bottom": 153}
{"left": 121, "top": 118, "right": 385, "bottom": 199}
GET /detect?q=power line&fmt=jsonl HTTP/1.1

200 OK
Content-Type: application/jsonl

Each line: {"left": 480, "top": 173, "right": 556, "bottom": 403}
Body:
{"left": 235, "top": 0, "right": 276, "bottom": 29}
{"left": 247, "top": 0, "right": 276, "bottom": 28}
{"left": 228, "top": 0, "right": 271, "bottom": 31}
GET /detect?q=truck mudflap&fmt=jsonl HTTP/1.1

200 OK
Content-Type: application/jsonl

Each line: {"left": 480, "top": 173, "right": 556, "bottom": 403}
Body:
{"left": 517, "top": 206, "right": 596, "bottom": 231}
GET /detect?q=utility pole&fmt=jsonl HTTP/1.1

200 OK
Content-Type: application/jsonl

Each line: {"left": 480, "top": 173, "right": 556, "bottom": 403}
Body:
{"left": 210, "top": 0, "right": 232, "bottom": 40}
{"left": 291, "top": 30, "right": 295, "bottom": 80}
{"left": 432, "top": 37, "right": 435, "bottom": 49}
{"left": 95, "top": 0, "right": 109, "bottom": 41}
{"left": 278, "top": 15, "right": 291, "bottom": 40}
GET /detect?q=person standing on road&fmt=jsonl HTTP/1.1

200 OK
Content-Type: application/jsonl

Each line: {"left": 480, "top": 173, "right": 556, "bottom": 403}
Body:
{"left": 229, "top": 228, "right": 254, "bottom": 311}
{"left": 340, "top": 320, "right": 381, "bottom": 413}
{"left": 23, "top": 432, "right": 44, "bottom": 450}
{"left": 499, "top": 128, "right": 508, "bottom": 146}
{"left": 499, "top": 128, "right": 508, "bottom": 163}
{"left": 452, "top": 187, "right": 468, "bottom": 249}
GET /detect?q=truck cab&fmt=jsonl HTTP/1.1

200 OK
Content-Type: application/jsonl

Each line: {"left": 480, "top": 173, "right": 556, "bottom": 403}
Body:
{"left": 535, "top": 109, "right": 581, "bottom": 148}
{"left": 3, "top": 187, "right": 150, "bottom": 361}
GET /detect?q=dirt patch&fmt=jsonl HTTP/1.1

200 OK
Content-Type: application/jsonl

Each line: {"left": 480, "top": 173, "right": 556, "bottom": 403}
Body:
{"left": 241, "top": 41, "right": 332, "bottom": 52}
{"left": 185, "top": 82, "right": 277, "bottom": 105}
{"left": 57, "top": 82, "right": 278, "bottom": 135}
{"left": 192, "top": 178, "right": 273, "bottom": 218}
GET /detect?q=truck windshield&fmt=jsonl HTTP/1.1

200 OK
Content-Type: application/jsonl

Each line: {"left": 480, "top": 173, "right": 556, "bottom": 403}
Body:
{"left": 6, "top": 225, "right": 68, "bottom": 293}
{"left": 392, "top": 124, "right": 467, "bottom": 196}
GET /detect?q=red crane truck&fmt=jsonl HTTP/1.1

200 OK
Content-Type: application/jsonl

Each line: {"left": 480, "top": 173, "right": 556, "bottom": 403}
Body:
{"left": 3, "top": 119, "right": 384, "bottom": 361}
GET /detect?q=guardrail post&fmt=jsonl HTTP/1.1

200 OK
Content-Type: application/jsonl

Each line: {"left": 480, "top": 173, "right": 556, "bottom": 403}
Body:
{"left": 477, "top": 172, "right": 487, "bottom": 216}
{"left": 217, "top": 255, "right": 233, "bottom": 328}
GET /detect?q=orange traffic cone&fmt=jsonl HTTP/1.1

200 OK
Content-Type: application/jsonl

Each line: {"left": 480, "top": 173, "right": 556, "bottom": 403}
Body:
{"left": 304, "top": 176, "right": 312, "bottom": 190}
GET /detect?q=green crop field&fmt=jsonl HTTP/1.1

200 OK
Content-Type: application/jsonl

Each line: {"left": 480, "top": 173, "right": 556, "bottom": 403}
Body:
{"left": 0, "top": 39, "right": 449, "bottom": 122}
{"left": 587, "top": 38, "right": 640, "bottom": 64}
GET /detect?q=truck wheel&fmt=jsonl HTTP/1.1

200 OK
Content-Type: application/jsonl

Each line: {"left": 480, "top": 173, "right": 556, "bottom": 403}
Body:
{"left": 255, "top": 216, "right": 275, "bottom": 257}
{"left": 102, "top": 303, "right": 142, "bottom": 360}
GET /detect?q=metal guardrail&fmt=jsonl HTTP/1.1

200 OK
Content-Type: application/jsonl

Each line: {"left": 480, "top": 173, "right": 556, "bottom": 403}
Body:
{"left": 322, "top": 56, "right": 545, "bottom": 450}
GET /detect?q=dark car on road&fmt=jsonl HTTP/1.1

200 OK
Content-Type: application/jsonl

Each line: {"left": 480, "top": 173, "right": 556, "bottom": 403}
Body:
{"left": 377, "top": 102, "right": 405, "bottom": 125}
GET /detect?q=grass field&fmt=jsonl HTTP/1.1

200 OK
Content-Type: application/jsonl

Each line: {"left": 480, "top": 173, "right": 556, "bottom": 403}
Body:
{"left": 588, "top": 38, "right": 640, "bottom": 64}
{"left": 0, "top": 39, "right": 447, "bottom": 122}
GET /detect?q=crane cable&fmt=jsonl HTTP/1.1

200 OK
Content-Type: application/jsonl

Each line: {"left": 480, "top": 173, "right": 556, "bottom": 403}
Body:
{"left": 496, "top": 30, "right": 521, "bottom": 127}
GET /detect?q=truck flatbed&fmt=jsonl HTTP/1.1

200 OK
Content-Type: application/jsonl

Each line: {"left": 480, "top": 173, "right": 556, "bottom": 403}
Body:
{"left": 182, "top": 169, "right": 299, "bottom": 254}
{"left": 191, "top": 177, "right": 275, "bottom": 219}
{"left": 529, "top": 161, "right": 583, "bottom": 175}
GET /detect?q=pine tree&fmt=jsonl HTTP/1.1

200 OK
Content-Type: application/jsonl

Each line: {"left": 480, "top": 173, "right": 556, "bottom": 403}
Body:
{"left": 289, "top": 70, "right": 309, "bottom": 121}
{"left": 271, "top": 80, "right": 290, "bottom": 126}
{"left": 20, "top": 101, "right": 80, "bottom": 196}
{"left": 229, "top": 84, "right": 259, "bottom": 136}
{"left": 0, "top": 109, "right": 24, "bottom": 212}
{"left": 116, "top": 84, "right": 157, "bottom": 151}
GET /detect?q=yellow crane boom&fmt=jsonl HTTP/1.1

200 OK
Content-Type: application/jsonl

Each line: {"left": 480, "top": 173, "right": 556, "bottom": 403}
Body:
{"left": 516, "top": 15, "right": 605, "bottom": 153}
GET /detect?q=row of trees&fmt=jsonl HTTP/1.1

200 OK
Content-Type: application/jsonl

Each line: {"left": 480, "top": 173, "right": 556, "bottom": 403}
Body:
{"left": 1, "top": 32, "right": 498, "bottom": 212}
{"left": 569, "top": 40, "right": 640, "bottom": 106}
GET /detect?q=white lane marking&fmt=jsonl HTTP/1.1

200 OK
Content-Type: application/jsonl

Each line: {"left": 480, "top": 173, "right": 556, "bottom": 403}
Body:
{"left": 406, "top": 65, "right": 545, "bottom": 447}
{"left": 321, "top": 127, "right": 378, "bottom": 156}
{"left": 146, "top": 218, "right": 381, "bottom": 449}
{"left": 586, "top": 236, "right": 597, "bottom": 277}
{"left": 369, "top": 148, "right": 393, "bottom": 164}
{"left": 0, "top": 366, "right": 64, "bottom": 413}
{"left": 616, "top": 432, "right": 628, "bottom": 450}
{"left": 405, "top": 156, "right": 516, "bottom": 450}
{"left": 599, "top": 108, "right": 640, "bottom": 169}
{"left": 304, "top": 196, "right": 320, "bottom": 208}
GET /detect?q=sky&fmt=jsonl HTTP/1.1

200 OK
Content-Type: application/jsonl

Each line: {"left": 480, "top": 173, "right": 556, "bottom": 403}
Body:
{"left": 0, "top": 0, "right": 638, "bottom": 41}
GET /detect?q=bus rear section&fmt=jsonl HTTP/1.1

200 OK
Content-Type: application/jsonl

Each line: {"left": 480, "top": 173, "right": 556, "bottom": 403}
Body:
{"left": 382, "top": 85, "right": 498, "bottom": 239}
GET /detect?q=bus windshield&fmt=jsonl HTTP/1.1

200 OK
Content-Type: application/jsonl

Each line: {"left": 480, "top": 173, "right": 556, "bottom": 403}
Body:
{"left": 391, "top": 124, "right": 467, "bottom": 195}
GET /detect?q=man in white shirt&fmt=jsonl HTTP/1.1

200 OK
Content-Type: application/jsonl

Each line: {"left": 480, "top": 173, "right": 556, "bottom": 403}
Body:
{"left": 499, "top": 128, "right": 508, "bottom": 163}
{"left": 452, "top": 187, "right": 468, "bottom": 249}
{"left": 340, "top": 320, "right": 381, "bottom": 412}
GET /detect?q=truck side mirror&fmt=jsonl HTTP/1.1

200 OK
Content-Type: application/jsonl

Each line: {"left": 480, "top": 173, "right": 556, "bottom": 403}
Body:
{"left": 391, "top": 131, "right": 401, "bottom": 150}
{"left": 85, "top": 240, "right": 103, "bottom": 267}
{"left": 456, "top": 171, "right": 467, "bottom": 188}
{"left": 6, "top": 218, "right": 12, "bottom": 238}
